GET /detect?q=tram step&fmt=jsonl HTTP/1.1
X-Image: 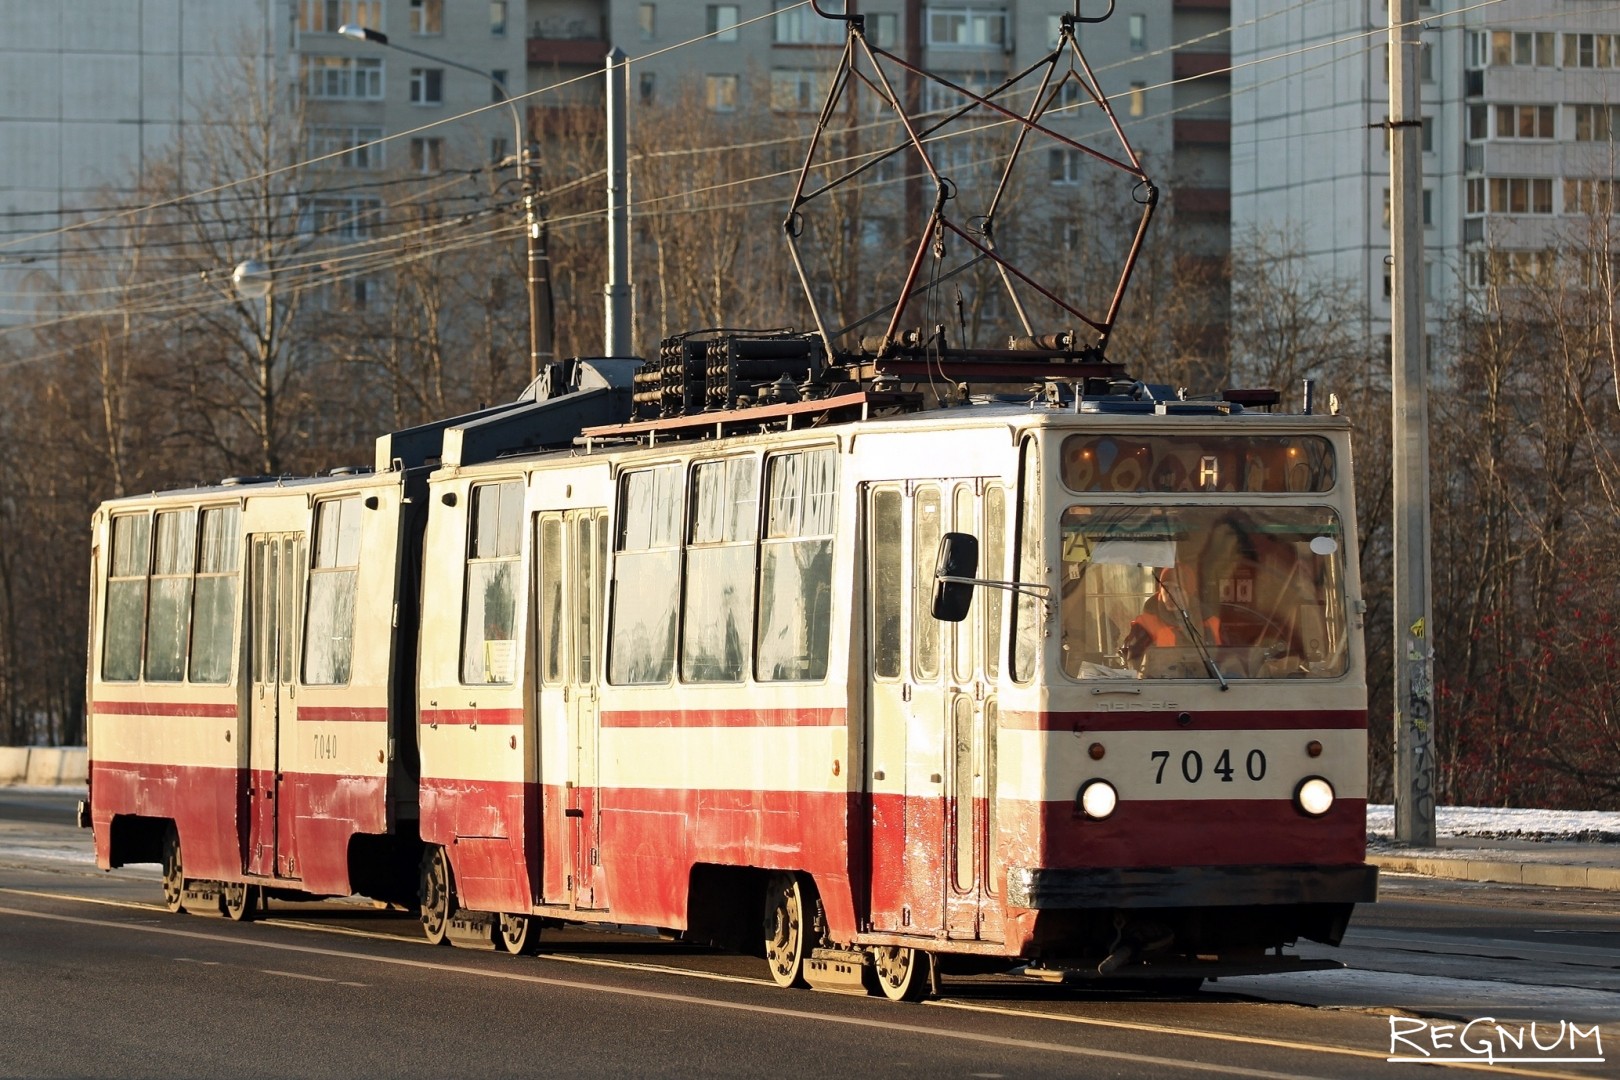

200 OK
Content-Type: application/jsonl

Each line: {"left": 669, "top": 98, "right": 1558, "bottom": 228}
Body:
{"left": 805, "top": 947, "right": 871, "bottom": 995}
{"left": 446, "top": 909, "right": 498, "bottom": 950}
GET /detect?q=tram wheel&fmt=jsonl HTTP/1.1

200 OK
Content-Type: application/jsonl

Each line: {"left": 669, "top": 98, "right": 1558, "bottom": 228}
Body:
{"left": 420, "top": 847, "right": 455, "bottom": 946}
{"left": 160, "top": 826, "right": 185, "bottom": 914}
{"left": 762, "top": 873, "right": 809, "bottom": 988}
{"left": 498, "top": 912, "right": 541, "bottom": 955}
{"left": 220, "top": 881, "right": 258, "bottom": 922}
{"left": 870, "top": 945, "right": 932, "bottom": 1002}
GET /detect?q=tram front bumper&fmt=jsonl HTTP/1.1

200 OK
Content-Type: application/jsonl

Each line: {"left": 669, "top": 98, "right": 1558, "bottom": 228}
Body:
{"left": 1007, "top": 863, "right": 1379, "bottom": 910}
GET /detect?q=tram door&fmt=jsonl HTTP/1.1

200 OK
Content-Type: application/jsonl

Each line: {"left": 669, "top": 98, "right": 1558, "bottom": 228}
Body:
{"left": 864, "top": 480, "right": 1000, "bottom": 938}
{"left": 535, "top": 509, "right": 607, "bottom": 910}
{"left": 245, "top": 533, "right": 305, "bottom": 880}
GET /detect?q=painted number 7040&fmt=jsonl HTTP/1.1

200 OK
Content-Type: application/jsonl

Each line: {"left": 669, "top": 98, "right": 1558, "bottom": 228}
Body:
{"left": 1150, "top": 748, "right": 1267, "bottom": 784}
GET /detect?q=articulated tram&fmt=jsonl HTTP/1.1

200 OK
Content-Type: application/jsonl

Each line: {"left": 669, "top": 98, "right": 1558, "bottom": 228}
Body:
{"left": 83, "top": 349, "right": 1375, "bottom": 998}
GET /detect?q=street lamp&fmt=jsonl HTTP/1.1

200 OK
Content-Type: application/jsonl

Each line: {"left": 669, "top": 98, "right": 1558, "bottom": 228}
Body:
{"left": 337, "top": 24, "right": 554, "bottom": 386}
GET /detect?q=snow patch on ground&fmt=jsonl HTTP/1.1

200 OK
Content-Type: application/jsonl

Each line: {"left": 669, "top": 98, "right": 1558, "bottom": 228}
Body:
{"left": 1367, "top": 804, "right": 1620, "bottom": 843}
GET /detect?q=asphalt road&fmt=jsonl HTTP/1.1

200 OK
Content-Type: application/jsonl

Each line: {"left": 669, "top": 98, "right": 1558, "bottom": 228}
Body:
{"left": 3, "top": 789, "right": 1617, "bottom": 1079}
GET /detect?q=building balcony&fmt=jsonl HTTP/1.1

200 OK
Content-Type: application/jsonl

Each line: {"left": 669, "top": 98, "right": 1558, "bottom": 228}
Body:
{"left": 1174, "top": 118, "right": 1230, "bottom": 145}
{"left": 1174, "top": 186, "right": 1230, "bottom": 216}
{"left": 1173, "top": 0, "right": 1229, "bottom": 11}
{"left": 1172, "top": 51, "right": 1229, "bottom": 79}
{"left": 529, "top": 36, "right": 608, "bottom": 66}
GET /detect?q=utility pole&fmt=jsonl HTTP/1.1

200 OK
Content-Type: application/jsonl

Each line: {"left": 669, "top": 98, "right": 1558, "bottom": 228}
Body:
{"left": 605, "top": 48, "right": 633, "bottom": 358}
{"left": 1388, "top": 0, "right": 1436, "bottom": 846}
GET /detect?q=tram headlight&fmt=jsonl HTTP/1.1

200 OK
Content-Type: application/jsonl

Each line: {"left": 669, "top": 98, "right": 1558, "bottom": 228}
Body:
{"left": 1294, "top": 776, "right": 1336, "bottom": 818}
{"left": 1077, "top": 779, "right": 1118, "bottom": 820}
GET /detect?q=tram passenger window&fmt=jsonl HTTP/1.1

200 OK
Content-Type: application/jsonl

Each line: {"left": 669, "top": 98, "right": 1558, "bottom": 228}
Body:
{"left": 609, "top": 464, "right": 681, "bottom": 684}
{"left": 912, "top": 486, "right": 941, "bottom": 680}
{"left": 869, "top": 488, "right": 903, "bottom": 679}
{"left": 145, "top": 510, "right": 197, "bottom": 682}
{"left": 1012, "top": 440, "right": 1042, "bottom": 683}
{"left": 757, "top": 448, "right": 836, "bottom": 682}
{"left": 681, "top": 457, "right": 758, "bottom": 682}
{"left": 539, "top": 516, "right": 565, "bottom": 684}
{"left": 102, "top": 514, "right": 151, "bottom": 682}
{"left": 189, "top": 505, "right": 240, "bottom": 684}
{"left": 983, "top": 485, "right": 1006, "bottom": 680}
{"left": 304, "top": 497, "right": 361, "bottom": 685}
{"left": 461, "top": 481, "right": 525, "bottom": 684}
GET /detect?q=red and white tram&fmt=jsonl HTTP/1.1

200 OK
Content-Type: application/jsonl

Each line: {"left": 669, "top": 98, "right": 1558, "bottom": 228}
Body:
{"left": 84, "top": 352, "right": 1375, "bottom": 997}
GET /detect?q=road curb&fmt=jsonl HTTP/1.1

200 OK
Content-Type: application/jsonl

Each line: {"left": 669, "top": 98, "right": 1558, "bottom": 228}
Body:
{"left": 1370, "top": 851, "right": 1620, "bottom": 891}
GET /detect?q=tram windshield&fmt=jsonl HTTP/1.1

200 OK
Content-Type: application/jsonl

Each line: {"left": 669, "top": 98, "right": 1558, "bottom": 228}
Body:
{"left": 1057, "top": 505, "right": 1349, "bottom": 680}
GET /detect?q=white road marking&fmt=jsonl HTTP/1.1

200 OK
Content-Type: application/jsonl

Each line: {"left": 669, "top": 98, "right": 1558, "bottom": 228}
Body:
{"left": 0, "top": 901, "right": 1328, "bottom": 1080}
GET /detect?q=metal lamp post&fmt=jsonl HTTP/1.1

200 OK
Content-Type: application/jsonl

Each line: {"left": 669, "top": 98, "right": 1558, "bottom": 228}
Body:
{"left": 337, "top": 24, "right": 554, "bottom": 385}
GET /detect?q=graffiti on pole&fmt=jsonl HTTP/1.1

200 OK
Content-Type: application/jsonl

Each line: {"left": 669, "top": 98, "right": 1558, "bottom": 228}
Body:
{"left": 1405, "top": 615, "right": 1435, "bottom": 828}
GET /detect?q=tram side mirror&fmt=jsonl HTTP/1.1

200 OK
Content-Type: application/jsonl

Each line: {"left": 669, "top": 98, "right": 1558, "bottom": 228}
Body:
{"left": 932, "top": 532, "right": 979, "bottom": 623}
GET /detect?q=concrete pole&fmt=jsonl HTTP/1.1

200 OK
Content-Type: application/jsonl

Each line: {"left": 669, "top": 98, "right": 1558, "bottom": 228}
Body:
{"left": 605, "top": 47, "right": 633, "bottom": 358}
{"left": 1389, "top": 0, "right": 1436, "bottom": 846}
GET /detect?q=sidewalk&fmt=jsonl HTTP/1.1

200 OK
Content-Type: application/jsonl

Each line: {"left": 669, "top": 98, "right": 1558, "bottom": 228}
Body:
{"left": 1368, "top": 836, "right": 1620, "bottom": 892}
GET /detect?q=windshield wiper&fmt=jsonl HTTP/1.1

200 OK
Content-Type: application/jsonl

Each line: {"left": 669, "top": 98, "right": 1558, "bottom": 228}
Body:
{"left": 1158, "top": 569, "right": 1229, "bottom": 691}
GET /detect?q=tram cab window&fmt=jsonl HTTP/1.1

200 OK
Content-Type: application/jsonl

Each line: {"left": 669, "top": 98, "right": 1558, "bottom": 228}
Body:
{"left": 189, "top": 505, "right": 241, "bottom": 684}
{"left": 460, "top": 481, "right": 524, "bottom": 684}
{"left": 609, "top": 464, "right": 682, "bottom": 684}
{"left": 102, "top": 514, "right": 152, "bottom": 682}
{"left": 1057, "top": 505, "right": 1349, "bottom": 680}
{"left": 756, "top": 447, "right": 836, "bottom": 682}
{"left": 304, "top": 497, "right": 362, "bottom": 685}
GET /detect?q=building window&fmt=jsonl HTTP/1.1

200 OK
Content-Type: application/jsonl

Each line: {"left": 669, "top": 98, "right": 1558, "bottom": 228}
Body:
{"left": 298, "top": 0, "right": 380, "bottom": 34}
{"left": 705, "top": 73, "right": 739, "bottom": 112}
{"left": 410, "top": 136, "right": 443, "bottom": 173}
{"left": 707, "top": 4, "right": 740, "bottom": 41}
{"left": 1572, "top": 104, "right": 1619, "bottom": 141}
{"left": 309, "top": 125, "right": 385, "bottom": 169}
{"left": 1563, "top": 33, "right": 1620, "bottom": 69}
{"left": 490, "top": 0, "right": 507, "bottom": 35}
{"left": 639, "top": 72, "right": 656, "bottom": 103}
{"left": 870, "top": 12, "right": 899, "bottom": 48}
{"left": 774, "top": 0, "right": 843, "bottom": 44}
{"left": 770, "top": 67, "right": 830, "bottom": 111}
{"left": 927, "top": 7, "right": 1008, "bottom": 48}
{"left": 1501, "top": 30, "right": 1557, "bottom": 67}
{"left": 923, "top": 71, "right": 999, "bottom": 113}
{"left": 491, "top": 69, "right": 508, "bottom": 103}
{"left": 1382, "top": 188, "right": 1434, "bottom": 227}
{"left": 1565, "top": 178, "right": 1618, "bottom": 216}
{"left": 638, "top": 3, "right": 656, "bottom": 40}
{"left": 1488, "top": 177, "right": 1554, "bottom": 215}
{"left": 304, "top": 196, "right": 384, "bottom": 240}
{"left": 1049, "top": 147, "right": 1084, "bottom": 185}
{"left": 410, "top": 0, "right": 442, "bottom": 36}
{"left": 1128, "top": 13, "right": 1145, "bottom": 51}
{"left": 303, "top": 56, "right": 384, "bottom": 100}
{"left": 1472, "top": 104, "right": 1554, "bottom": 140}
{"left": 1128, "top": 80, "right": 1145, "bottom": 117}
{"left": 1466, "top": 177, "right": 1485, "bottom": 215}
{"left": 490, "top": 136, "right": 509, "bottom": 164}
{"left": 410, "top": 67, "right": 443, "bottom": 105}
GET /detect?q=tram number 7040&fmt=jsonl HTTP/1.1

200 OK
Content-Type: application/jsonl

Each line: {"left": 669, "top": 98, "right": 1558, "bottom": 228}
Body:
{"left": 1150, "top": 748, "right": 1267, "bottom": 784}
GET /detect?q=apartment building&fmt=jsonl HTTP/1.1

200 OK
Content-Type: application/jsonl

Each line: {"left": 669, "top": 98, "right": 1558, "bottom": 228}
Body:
{"left": 1230, "top": 0, "right": 1618, "bottom": 351}
{"left": 0, "top": 0, "right": 523, "bottom": 322}
{"left": 526, "top": 0, "right": 1233, "bottom": 255}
